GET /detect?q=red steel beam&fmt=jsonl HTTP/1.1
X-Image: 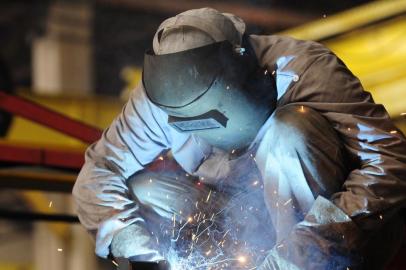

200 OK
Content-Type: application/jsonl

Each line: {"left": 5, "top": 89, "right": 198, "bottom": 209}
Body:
{"left": 0, "top": 92, "right": 102, "bottom": 144}
{"left": 0, "top": 141, "right": 180, "bottom": 172}
{"left": 0, "top": 143, "right": 84, "bottom": 169}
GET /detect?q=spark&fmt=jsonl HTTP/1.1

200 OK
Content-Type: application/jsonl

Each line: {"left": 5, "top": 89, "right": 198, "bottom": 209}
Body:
{"left": 283, "top": 198, "right": 292, "bottom": 206}
{"left": 57, "top": 248, "right": 63, "bottom": 252}
{"left": 172, "top": 218, "right": 193, "bottom": 242}
{"left": 222, "top": 229, "right": 230, "bottom": 239}
{"left": 210, "top": 213, "right": 215, "bottom": 221}
{"left": 196, "top": 257, "right": 249, "bottom": 268}
{"left": 159, "top": 156, "right": 164, "bottom": 161}
{"left": 160, "top": 183, "right": 271, "bottom": 270}
{"left": 237, "top": 255, "right": 247, "bottom": 264}
{"left": 206, "top": 190, "right": 212, "bottom": 203}
{"left": 299, "top": 105, "right": 305, "bottom": 113}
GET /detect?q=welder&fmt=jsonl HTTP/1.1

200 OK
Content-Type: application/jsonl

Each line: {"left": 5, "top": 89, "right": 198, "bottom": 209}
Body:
{"left": 73, "top": 8, "right": 406, "bottom": 270}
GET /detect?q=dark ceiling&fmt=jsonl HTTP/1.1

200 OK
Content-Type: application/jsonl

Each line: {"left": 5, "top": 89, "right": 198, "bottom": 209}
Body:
{"left": 0, "top": 0, "right": 372, "bottom": 95}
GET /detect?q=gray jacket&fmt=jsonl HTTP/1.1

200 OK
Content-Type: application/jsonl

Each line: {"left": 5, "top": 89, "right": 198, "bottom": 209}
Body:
{"left": 73, "top": 35, "right": 406, "bottom": 264}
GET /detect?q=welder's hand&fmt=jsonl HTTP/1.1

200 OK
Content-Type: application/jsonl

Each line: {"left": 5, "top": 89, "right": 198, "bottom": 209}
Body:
{"left": 193, "top": 148, "right": 236, "bottom": 185}
{"left": 257, "top": 238, "right": 361, "bottom": 270}
{"left": 257, "top": 197, "right": 364, "bottom": 270}
{"left": 111, "top": 222, "right": 164, "bottom": 262}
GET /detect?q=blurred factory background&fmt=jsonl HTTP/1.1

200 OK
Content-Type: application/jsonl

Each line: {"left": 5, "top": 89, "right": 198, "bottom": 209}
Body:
{"left": 0, "top": 0, "right": 405, "bottom": 269}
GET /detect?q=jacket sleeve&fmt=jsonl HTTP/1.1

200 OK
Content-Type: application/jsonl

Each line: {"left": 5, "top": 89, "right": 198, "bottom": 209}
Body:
{"left": 72, "top": 84, "right": 174, "bottom": 258}
{"left": 259, "top": 52, "right": 406, "bottom": 269}
{"left": 294, "top": 52, "right": 406, "bottom": 230}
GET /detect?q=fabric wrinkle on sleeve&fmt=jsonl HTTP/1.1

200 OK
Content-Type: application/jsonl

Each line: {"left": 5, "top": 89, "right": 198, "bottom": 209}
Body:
{"left": 73, "top": 84, "right": 174, "bottom": 258}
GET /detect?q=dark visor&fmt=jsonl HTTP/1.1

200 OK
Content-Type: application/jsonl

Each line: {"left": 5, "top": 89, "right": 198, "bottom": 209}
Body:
{"left": 142, "top": 41, "right": 234, "bottom": 108}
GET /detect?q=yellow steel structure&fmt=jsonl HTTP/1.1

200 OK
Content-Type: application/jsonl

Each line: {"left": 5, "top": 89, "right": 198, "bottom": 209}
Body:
{"left": 281, "top": 0, "right": 406, "bottom": 119}
{"left": 279, "top": 0, "right": 406, "bottom": 41}
{"left": 324, "top": 16, "right": 406, "bottom": 117}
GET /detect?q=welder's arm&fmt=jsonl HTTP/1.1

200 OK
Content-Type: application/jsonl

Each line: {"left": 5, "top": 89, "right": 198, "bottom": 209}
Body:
{"left": 73, "top": 85, "right": 174, "bottom": 259}
{"left": 259, "top": 53, "right": 406, "bottom": 269}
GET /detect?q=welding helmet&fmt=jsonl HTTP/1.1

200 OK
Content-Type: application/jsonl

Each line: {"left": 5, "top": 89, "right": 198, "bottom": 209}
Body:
{"left": 143, "top": 40, "right": 276, "bottom": 152}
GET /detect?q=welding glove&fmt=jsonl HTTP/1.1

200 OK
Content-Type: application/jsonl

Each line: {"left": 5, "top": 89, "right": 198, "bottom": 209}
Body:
{"left": 257, "top": 196, "right": 364, "bottom": 270}
{"left": 111, "top": 222, "right": 164, "bottom": 262}
{"left": 193, "top": 148, "right": 233, "bottom": 185}
{"left": 193, "top": 147, "right": 257, "bottom": 190}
